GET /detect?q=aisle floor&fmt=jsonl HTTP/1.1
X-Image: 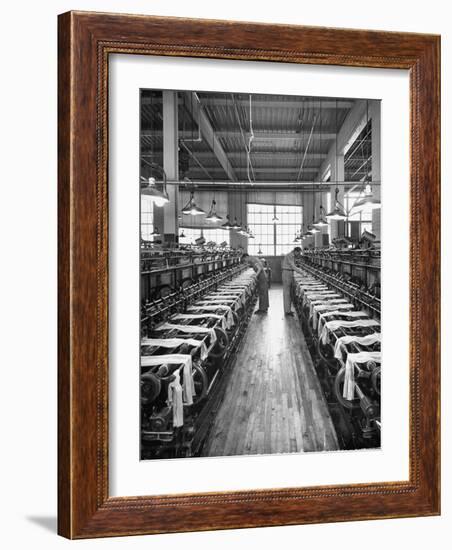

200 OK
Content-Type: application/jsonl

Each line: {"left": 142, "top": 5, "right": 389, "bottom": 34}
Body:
{"left": 202, "top": 285, "right": 339, "bottom": 457}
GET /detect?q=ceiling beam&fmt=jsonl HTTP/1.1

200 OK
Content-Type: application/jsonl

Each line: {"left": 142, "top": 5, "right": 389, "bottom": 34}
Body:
{"left": 141, "top": 130, "right": 336, "bottom": 140}
{"left": 141, "top": 151, "right": 328, "bottom": 161}
{"left": 187, "top": 167, "right": 319, "bottom": 174}
{"left": 166, "top": 180, "right": 378, "bottom": 190}
{"left": 142, "top": 96, "right": 354, "bottom": 110}
{"left": 182, "top": 91, "right": 237, "bottom": 181}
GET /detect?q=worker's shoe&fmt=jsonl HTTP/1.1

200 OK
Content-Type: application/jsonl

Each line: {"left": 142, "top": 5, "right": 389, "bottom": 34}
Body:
{"left": 255, "top": 310, "right": 267, "bottom": 315}
{"left": 284, "top": 311, "right": 294, "bottom": 317}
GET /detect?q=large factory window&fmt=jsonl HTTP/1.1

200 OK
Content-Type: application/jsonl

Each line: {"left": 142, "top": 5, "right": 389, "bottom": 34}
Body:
{"left": 247, "top": 204, "right": 275, "bottom": 256}
{"left": 179, "top": 227, "right": 230, "bottom": 246}
{"left": 345, "top": 191, "right": 373, "bottom": 236}
{"left": 140, "top": 197, "right": 154, "bottom": 240}
{"left": 247, "top": 203, "right": 303, "bottom": 256}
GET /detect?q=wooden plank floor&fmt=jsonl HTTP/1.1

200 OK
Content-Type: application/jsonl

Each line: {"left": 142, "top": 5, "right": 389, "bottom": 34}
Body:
{"left": 201, "top": 285, "right": 339, "bottom": 457}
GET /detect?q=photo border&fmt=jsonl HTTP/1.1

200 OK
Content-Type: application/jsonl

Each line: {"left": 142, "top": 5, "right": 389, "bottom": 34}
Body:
{"left": 58, "top": 11, "right": 440, "bottom": 538}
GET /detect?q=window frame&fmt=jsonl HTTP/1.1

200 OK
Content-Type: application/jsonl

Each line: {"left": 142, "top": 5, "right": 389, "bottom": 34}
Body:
{"left": 247, "top": 203, "right": 303, "bottom": 257}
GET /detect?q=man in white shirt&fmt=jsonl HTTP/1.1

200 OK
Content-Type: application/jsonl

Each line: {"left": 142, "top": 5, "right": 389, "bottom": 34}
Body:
{"left": 242, "top": 253, "right": 269, "bottom": 314}
{"left": 281, "top": 247, "right": 304, "bottom": 317}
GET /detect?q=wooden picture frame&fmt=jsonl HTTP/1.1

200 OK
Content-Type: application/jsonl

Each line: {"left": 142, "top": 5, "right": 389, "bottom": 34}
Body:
{"left": 58, "top": 11, "right": 440, "bottom": 539}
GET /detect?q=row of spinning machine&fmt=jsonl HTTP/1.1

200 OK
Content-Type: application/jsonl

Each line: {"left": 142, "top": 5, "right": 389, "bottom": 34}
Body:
{"left": 294, "top": 259, "right": 381, "bottom": 448}
{"left": 140, "top": 265, "right": 258, "bottom": 458}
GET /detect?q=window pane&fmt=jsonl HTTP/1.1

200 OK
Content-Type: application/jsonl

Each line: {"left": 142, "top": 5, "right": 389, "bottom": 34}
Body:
{"left": 141, "top": 198, "right": 154, "bottom": 240}
{"left": 247, "top": 203, "right": 302, "bottom": 257}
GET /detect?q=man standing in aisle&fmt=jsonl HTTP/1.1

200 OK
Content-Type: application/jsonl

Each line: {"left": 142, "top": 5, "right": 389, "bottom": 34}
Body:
{"left": 241, "top": 253, "right": 269, "bottom": 314}
{"left": 281, "top": 246, "right": 304, "bottom": 317}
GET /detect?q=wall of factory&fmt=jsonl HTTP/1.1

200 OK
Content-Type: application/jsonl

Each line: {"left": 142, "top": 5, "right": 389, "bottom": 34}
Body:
{"left": 176, "top": 189, "right": 328, "bottom": 282}
{"left": 178, "top": 189, "right": 330, "bottom": 257}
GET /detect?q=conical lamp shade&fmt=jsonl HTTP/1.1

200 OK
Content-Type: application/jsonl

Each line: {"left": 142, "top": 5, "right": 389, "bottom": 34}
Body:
{"left": 325, "top": 204, "right": 347, "bottom": 220}
{"left": 205, "top": 199, "right": 223, "bottom": 222}
{"left": 222, "top": 215, "right": 232, "bottom": 229}
{"left": 351, "top": 183, "right": 381, "bottom": 213}
{"left": 313, "top": 205, "right": 329, "bottom": 227}
{"left": 141, "top": 177, "right": 169, "bottom": 207}
{"left": 181, "top": 191, "right": 205, "bottom": 216}
{"left": 352, "top": 196, "right": 381, "bottom": 212}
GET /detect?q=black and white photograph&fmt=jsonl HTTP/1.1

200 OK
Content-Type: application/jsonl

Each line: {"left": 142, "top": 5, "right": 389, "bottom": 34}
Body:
{"left": 140, "top": 89, "right": 381, "bottom": 460}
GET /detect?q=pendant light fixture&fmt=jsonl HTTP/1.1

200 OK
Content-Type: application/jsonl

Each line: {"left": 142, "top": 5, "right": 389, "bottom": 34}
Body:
{"left": 222, "top": 93, "right": 234, "bottom": 229}
{"left": 141, "top": 93, "right": 169, "bottom": 207}
{"left": 205, "top": 199, "right": 223, "bottom": 222}
{"left": 308, "top": 187, "right": 320, "bottom": 233}
{"left": 312, "top": 99, "right": 329, "bottom": 228}
{"left": 351, "top": 182, "right": 381, "bottom": 212}
{"left": 325, "top": 187, "right": 347, "bottom": 220}
{"left": 141, "top": 176, "right": 170, "bottom": 207}
{"left": 272, "top": 190, "right": 279, "bottom": 222}
{"left": 297, "top": 190, "right": 304, "bottom": 241}
{"left": 181, "top": 190, "right": 205, "bottom": 216}
{"left": 325, "top": 99, "right": 347, "bottom": 221}
{"left": 238, "top": 136, "right": 248, "bottom": 237}
{"left": 222, "top": 215, "right": 233, "bottom": 229}
{"left": 205, "top": 124, "right": 223, "bottom": 223}
{"left": 179, "top": 229, "right": 186, "bottom": 239}
{"left": 237, "top": 187, "right": 249, "bottom": 237}
{"left": 313, "top": 203, "right": 329, "bottom": 227}
{"left": 231, "top": 216, "right": 241, "bottom": 230}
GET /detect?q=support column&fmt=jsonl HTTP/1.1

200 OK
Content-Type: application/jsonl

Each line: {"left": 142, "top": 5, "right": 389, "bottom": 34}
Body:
{"left": 162, "top": 90, "right": 179, "bottom": 242}
{"left": 369, "top": 100, "right": 381, "bottom": 240}
{"left": 330, "top": 154, "right": 345, "bottom": 241}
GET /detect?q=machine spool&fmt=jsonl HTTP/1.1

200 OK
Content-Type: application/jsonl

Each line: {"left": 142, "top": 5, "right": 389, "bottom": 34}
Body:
{"left": 333, "top": 366, "right": 360, "bottom": 410}
{"left": 153, "top": 284, "right": 173, "bottom": 300}
{"left": 370, "top": 365, "right": 381, "bottom": 395}
{"left": 141, "top": 371, "right": 162, "bottom": 405}
{"left": 191, "top": 363, "right": 209, "bottom": 404}
{"left": 209, "top": 326, "right": 230, "bottom": 358}
{"left": 317, "top": 338, "right": 339, "bottom": 369}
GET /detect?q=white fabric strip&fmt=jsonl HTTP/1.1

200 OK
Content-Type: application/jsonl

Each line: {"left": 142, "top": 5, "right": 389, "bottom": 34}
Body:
{"left": 141, "top": 337, "right": 208, "bottom": 361}
{"left": 343, "top": 351, "right": 382, "bottom": 400}
{"left": 205, "top": 293, "right": 245, "bottom": 306}
{"left": 197, "top": 299, "right": 240, "bottom": 311}
{"left": 303, "top": 292, "right": 340, "bottom": 306}
{"left": 309, "top": 297, "right": 346, "bottom": 316}
{"left": 311, "top": 303, "right": 354, "bottom": 328}
{"left": 334, "top": 333, "right": 382, "bottom": 360}
{"left": 320, "top": 319, "right": 381, "bottom": 345}
{"left": 141, "top": 353, "right": 196, "bottom": 407}
{"left": 157, "top": 323, "right": 217, "bottom": 345}
{"left": 173, "top": 313, "right": 228, "bottom": 331}
{"left": 296, "top": 285, "right": 329, "bottom": 298}
{"left": 187, "top": 305, "right": 234, "bottom": 328}
{"left": 317, "top": 310, "right": 370, "bottom": 336}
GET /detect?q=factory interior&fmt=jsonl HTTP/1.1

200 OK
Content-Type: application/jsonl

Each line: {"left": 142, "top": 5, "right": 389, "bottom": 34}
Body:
{"left": 140, "top": 90, "right": 381, "bottom": 460}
